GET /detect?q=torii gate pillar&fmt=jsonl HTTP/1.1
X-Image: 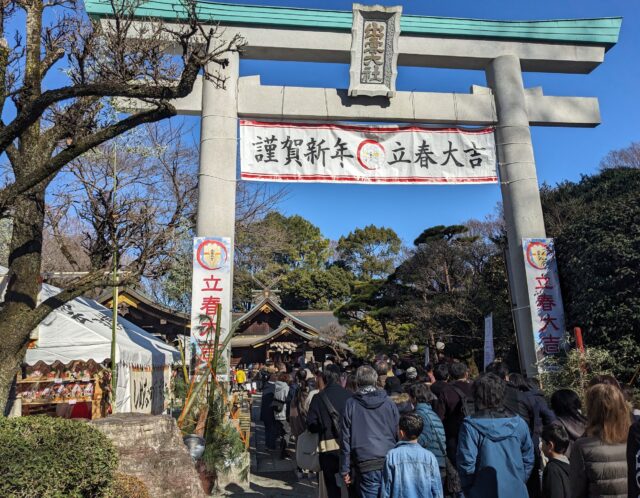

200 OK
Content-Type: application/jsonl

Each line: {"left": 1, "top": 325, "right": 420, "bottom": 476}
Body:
{"left": 196, "top": 53, "right": 239, "bottom": 243}
{"left": 487, "top": 55, "right": 547, "bottom": 376}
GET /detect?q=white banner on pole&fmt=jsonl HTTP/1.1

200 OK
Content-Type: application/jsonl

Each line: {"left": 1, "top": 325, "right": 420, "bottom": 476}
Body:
{"left": 522, "top": 238, "right": 566, "bottom": 360}
{"left": 484, "top": 313, "right": 495, "bottom": 370}
{"left": 191, "top": 237, "right": 232, "bottom": 380}
{"left": 240, "top": 120, "right": 497, "bottom": 185}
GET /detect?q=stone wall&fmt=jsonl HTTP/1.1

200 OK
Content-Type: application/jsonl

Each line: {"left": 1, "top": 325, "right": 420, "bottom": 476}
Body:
{"left": 92, "top": 413, "right": 206, "bottom": 498}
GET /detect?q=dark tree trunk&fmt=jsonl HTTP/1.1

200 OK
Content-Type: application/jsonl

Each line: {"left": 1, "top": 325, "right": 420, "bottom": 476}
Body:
{"left": 0, "top": 183, "right": 46, "bottom": 414}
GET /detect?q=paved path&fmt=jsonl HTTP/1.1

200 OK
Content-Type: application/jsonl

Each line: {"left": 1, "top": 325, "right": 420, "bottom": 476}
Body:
{"left": 217, "top": 394, "right": 317, "bottom": 497}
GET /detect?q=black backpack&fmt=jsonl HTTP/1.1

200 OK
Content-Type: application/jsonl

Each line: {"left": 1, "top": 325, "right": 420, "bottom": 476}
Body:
{"left": 450, "top": 384, "right": 475, "bottom": 417}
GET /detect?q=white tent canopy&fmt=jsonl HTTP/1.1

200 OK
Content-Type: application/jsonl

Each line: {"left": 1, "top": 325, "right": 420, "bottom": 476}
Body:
{"left": 25, "top": 282, "right": 179, "bottom": 368}
{"left": 1, "top": 269, "right": 179, "bottom": 413}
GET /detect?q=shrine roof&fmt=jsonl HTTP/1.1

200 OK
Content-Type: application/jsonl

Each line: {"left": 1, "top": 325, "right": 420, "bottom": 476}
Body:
{"left": 232, "top": 295, "right": 320, "bottom": 334}
{"left": 230, "top": 322, "right": 314, "bottom": 347}
{"left": 96, "top": 287, "right": 189, "bottom": 323}
{"left": 230, "top": 323, "right": 353, "bottom": 353}
{"left": 249, "top": 323, "right": 316, "bottom": 348}
{"left": 85, "top": 0, "right": 621, "bottom": 48}
{"left": 289, "top": 310, "right": 340, "bottom": 332}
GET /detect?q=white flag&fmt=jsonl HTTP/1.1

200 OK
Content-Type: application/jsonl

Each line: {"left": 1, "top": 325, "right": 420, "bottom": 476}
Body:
{"left": 484, "top": 313, "right": 495, "bottom": 370}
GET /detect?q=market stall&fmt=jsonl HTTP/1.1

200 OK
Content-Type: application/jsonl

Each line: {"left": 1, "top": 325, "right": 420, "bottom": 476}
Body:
{"left": 9, "top": 278, "right": 180, "bottom": 418}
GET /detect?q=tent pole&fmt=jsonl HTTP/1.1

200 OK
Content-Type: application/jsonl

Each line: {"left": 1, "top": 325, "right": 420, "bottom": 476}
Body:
{"left": 110, "top": 145, "right": 118, "bottom": 405}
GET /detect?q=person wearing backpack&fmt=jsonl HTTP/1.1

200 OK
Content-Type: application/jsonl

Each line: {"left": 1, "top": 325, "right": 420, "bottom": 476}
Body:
{"left": 436, "top": 362, "right": 474, "bottom": 465}
{"left": 307, "top": 363, "right": 352, "bottom": 498}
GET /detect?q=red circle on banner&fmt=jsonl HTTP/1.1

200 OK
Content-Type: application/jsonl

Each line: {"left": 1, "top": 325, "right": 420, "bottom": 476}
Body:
{"left": 357, "top": 139, "right": 385, "bottom": 170}
{"left": 196, "top": 240, "right": 228, "bottom": 270}
{"left": 525, "top": 241, "right": 550, "bottom": 270}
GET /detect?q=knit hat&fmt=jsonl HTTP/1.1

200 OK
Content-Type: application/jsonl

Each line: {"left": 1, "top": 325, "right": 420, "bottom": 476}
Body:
{"left": 406, "top": 367, "right": 418, "bottom": 380}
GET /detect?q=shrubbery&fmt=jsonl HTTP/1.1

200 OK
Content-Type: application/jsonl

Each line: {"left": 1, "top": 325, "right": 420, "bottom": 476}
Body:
{"left": 107, "top": 472, "right": 151, "bottom": 498}
{"left": 0, "top": 416, "right": 118, "bottom": 498}
{"left": 539, "top": 346, "right": 614, "bottom": 400}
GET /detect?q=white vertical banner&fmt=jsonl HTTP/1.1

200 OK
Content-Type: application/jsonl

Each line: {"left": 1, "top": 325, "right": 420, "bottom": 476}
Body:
{"left": 191, "top": 237, "right": 232, "bottom": 380}
{"left": 522, "top": 238, "right": 566, "bottom": 361}
{"left": 484, "top": 313, "right": 495, "bottom": 370}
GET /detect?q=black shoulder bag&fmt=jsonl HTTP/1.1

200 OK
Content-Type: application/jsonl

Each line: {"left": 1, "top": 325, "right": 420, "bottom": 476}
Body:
{"left": 319, "top": 392, "right": 342, "bottom": 439}
{"left": 424, "top": 411, "right": 462, "bottom": 494}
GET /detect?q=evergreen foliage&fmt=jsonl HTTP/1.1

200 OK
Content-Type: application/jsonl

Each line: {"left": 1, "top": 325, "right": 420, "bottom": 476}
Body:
{"left": 0, "top": 416, "right": 118, "bottom": 498}
{"left": 542, "top": 167, "right": 640, "bottom": 381}
{"left": 539, "top": 346, "right": 614, "bottom": 400}
{"left": 336, "top": 225, "right": 402, "bottom": 280}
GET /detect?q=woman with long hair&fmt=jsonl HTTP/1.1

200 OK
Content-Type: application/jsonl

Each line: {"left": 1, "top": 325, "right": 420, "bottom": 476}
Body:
{"left": 550, "top": 388, "right": 587, "bottom": 458}
{"left": 290, "top": 369, "right": 311, "bottom": 438}
{"left": 345, "top": 373, "right": 357, "bottom": 393}
{"left": 570, "top": 383, "right": 630, "bottom": 498}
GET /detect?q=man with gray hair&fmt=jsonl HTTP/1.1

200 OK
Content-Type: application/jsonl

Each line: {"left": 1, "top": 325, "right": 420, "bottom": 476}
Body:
{"left": 341, "top": 364, "right": 399, "bottom": 498}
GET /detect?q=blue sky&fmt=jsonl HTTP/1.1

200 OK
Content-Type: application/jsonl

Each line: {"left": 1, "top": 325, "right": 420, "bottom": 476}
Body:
{"left": 197, "top": 0, "right": 638, "bottom": 244}
{"left": 5, "top": 0, "right": 634, "bottom": 246}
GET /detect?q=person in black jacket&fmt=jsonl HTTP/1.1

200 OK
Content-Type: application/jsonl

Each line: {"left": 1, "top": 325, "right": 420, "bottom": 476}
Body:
{"left": 436, "top": 361, "right": 474, "bottom": 464}
{"left": 430, "top": 363, "right": 450, "bottom": 420}
{"left": 259, "top": 373, "right": 277, "bottom": 450}
{"left": 527, "top": 377, "right": 557, "bottom": 427}
{"left": 430, "top": 363, "right": 450, "bottom": 398}
{"left": 550, "top": 389, "right": 586, "bottom": 459}
{"left": 627, "top": 419, "right": 640, "bottom": 498}
{"left": 307, "top": 363, "right": 352, "bottom": 498}
{"left": 510, "top": 372, "right": 555, "bottom": 498}
{"left": 541, "top": 423, "right": 571, "bottom": 498}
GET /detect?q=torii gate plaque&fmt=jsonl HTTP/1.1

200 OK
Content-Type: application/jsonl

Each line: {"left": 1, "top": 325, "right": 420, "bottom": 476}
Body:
{"left": 87, "top": 0, "right": 622, "bottom": 376}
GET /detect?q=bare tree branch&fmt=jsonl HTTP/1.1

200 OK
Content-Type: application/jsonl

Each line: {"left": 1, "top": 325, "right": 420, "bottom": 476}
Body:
{"left": 0, "top": 103, "right": 175, "bottom": 214}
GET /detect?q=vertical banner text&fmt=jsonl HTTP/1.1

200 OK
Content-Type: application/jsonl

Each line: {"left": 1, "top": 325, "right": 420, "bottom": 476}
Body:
{"left": 191, "top": 237, "right": 232, "bottom": 379}
{"left": 522, "top": 238, "right": 566, "bottom": 361}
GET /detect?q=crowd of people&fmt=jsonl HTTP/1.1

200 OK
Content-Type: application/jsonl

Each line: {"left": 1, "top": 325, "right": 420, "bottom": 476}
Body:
{"left": 249, "top": 355, "right": 640, "bottom": 498}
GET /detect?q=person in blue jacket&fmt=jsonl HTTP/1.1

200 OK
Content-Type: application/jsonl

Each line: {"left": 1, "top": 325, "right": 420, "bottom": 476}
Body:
{"left": 456, "top": 373, "right": 534, "bottom": 498}
{"left": 381, "top": 412, "right": 444, "bottom": 498}
{"left": 408, "top": 383, "right": 447, "bottom": 474}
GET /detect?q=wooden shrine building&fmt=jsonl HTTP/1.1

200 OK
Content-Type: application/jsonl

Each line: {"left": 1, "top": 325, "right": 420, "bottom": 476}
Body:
{"left": 230, "top": 290, "right": 350, "bottom": 367}
{"left": 97, "top": 287, "right": 350, "bottom": 367}
{"left": 97, "top": 287, "right": 189, "bottom": 346}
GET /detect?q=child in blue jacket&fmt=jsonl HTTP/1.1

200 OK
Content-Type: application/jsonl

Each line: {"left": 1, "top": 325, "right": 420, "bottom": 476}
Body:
{"left": 381, "top": 413, "right": 444, "bottom": 498}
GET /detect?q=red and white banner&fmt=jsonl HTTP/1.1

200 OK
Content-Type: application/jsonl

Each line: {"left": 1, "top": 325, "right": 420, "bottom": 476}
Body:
{"left": 240, "top": 120, "right": 497, "bottom": 184}
{"left": 522, "top": 238, "right": 566, "bottom": 360}
{"left": 191, "top": 237, "right": 232, "bottom": 379}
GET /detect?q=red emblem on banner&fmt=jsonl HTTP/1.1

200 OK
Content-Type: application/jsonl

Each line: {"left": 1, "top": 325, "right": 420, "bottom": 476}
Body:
{"left": 196, "top": 239, "right": 228, "bottom": 271}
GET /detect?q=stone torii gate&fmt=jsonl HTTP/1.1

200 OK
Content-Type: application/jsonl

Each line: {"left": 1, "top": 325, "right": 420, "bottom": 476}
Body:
{"left": 86, "top": 0, "right": 621, "bottom": 376}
